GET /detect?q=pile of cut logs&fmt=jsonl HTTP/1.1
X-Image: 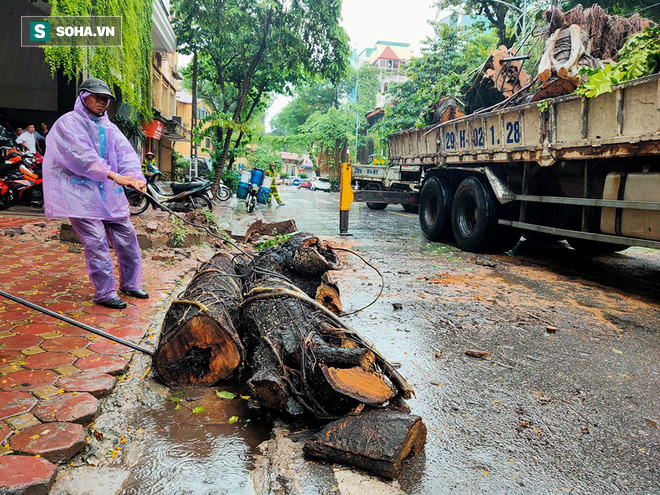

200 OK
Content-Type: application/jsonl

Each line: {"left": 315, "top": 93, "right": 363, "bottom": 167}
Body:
{"left": 152, "top": 233, "right": 426, "bottom": 479}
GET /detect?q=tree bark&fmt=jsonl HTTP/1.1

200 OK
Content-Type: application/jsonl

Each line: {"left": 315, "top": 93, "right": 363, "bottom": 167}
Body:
{"left": 153, "top": 252, "right": 244, "bottom": 387}
{"left": 240, "top": 275, "right": 399, "bottom": 418}
{"left": 304, "top": 409, "right": 427, "bottom": 479}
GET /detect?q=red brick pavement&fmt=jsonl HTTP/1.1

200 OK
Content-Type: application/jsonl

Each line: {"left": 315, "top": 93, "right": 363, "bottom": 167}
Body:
{"left": 0, "top": 215, "right": 196, "bottom": 491}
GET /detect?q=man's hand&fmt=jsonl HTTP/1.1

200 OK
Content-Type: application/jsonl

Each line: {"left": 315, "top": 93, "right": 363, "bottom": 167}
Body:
{"left": 112, "top": 174, "right": 147, "bottom": 192}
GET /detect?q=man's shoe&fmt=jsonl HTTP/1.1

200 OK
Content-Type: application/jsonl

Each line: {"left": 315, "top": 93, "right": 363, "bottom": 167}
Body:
{"left": 97, "top": 297, "right": 127, "bottom": 309}
{"left": 277, "top": 203, "right": 285, "bottom": 207}
{"left": 121, "top": 288, "right": 149, "bottom": 299}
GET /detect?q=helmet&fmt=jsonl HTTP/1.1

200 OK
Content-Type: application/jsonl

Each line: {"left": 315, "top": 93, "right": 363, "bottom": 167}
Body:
{"left": 78, "top": 78, "right": 115, "bottom": 100}
{"left": 146, "top": 151, "right": 154, "bottom": 157}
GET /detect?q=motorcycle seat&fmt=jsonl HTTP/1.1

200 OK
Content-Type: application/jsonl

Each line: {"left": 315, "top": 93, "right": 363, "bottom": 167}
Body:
{"left": 171, "top": 181, "right": 206, "bottom": 194}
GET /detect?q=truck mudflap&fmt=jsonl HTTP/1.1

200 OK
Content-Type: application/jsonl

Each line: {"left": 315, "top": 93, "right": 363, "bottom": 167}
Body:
{"left": 353, "top": 190, "right": 420, "bottom": 205}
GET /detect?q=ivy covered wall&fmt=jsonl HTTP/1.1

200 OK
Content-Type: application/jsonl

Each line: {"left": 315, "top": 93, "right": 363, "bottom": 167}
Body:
{"left": 44, "top": 0, "right": 153, "bottom": 121}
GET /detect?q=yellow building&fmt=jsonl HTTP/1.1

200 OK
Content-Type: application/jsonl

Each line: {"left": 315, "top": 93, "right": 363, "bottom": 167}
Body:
{"left": 173, "top": 92, "right": 215, "bottom": 177}
{"left": 142, "top": 0, "right": 188, "bottom": 179}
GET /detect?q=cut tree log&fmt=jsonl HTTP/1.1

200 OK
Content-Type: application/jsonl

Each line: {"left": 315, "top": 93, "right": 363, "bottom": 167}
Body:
{"left": 230, "top": 216, "right": 298, "bottom": 243}
{"left": 303, "top": 409, "right": 427, "bottom": 479}
{"left": 153, "top": 252, "right": 244, "bottom": 387}
{"left": 240, "top": 275, "right": 412, "bottom": 418}
{"left": 315, "top": 271, "right": 342, "bottom": 315}
{"left": 246, "top": 232, "right": 342, "bottom": 311}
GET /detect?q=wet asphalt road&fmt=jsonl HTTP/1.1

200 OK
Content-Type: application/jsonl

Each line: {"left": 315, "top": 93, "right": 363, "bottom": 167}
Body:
{"left": 222, "top": 186, "right": 660, "bottom": 494}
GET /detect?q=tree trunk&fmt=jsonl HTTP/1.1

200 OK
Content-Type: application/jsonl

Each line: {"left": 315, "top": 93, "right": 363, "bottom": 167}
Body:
{"left": 241, "top": 275, "right": 399, "bottom": 418}
{"left": 246, "top": 232, "right": 341, "bottom": 303}
{"left": 304, "top": 409, "right": 427, "bottom": 479}
{"left": 153, "top": 252, "right": 244, "bottom": 387}
{"left": 211, "top": 7, "right": 273, "bottom": 195}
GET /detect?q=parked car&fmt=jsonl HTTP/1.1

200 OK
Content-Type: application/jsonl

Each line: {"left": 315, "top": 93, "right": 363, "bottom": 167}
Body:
{"left": 310, "top": 177, "right": 331, "bottom": 192}
{"left": 298, "top": 178, "right": 312, "bottom": 189}
{"left": 291, "top": 177, "right": 302, "bottom": 187}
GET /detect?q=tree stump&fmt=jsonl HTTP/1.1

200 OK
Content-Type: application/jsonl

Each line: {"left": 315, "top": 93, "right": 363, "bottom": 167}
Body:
{"left": 153, "top": 252, "right": 244, "bottom": 387}
{"left": 304, "top": 409, "right": 427, "bottom": 479}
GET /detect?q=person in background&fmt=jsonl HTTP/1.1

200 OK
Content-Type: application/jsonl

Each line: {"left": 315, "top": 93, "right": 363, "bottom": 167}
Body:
{"left": 266, "top": 162, "right": 284, "bottom": 207}
{"left": 38, "top": 122, "right": 49, "bottom": 154}
{"left": 142, "top": 151, "right": 158, "bottom": 176}
{"left": 43, "top": 77, "right": 148, "bottom": 309}
{"left": 14, "top": 127, "right": 23, "bottom": 139}
{"left": 16, "top": 123, "right": 42, "bottom": 154}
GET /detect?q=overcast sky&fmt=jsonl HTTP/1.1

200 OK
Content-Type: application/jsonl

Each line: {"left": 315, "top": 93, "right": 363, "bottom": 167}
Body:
{"left": 264, "top": 0, "right": 438, "bottom": 130}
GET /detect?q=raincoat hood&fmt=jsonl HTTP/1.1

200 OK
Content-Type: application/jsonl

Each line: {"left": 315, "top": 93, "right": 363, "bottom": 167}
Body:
{"left": 42, "top": 97, "right": 145, "bottom": 220}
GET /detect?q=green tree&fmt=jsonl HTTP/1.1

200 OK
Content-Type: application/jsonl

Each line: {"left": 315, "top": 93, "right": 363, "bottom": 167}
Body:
{"left": 375, "top": 23, "right": 497, "bottom": 141}
{"left": 270, "top": 83, "right": 339, "bottom": 136}
{"left": 172, "top": 0, "right": 349, "bottom": 194}
{"left": 45, "top": 0, "right": 153, "bottom": 121}
{"left": 299, "top": 107, "right": 353, "bottom": 179}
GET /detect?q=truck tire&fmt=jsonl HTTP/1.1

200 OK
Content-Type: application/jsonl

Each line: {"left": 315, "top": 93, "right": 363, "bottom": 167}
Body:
{"left": 451, "top": 176, "right": 501, "bottom": 252}
{"left": 365, "top": 184, "right": 387, "bottom": 210}
{"left": 567, "top": 238, "right": 630, "bottom": 255}
{"left": 419, "top": 176, "right": 452, "bottom": 241}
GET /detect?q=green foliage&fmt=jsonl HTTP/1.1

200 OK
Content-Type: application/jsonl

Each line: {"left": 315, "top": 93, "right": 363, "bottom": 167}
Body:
{"left": 270, "top": 83, "right": 340, "bottom": 136}
{"left": 577, "top": 27, "right": 660, "bottom": 98}
{"left": 254, "top": 233, "right": 294, "bottom": 251}
{"left": 222, "top": 168, "right": 240, "bottom": 193}
{"left": 170, "top": 217, "right": 187, "bottom": 247}
{"left": 375, "top": 23, "right": 497, "bottom": 140}
{"left": 298, "top": 107, "right": 352, "bottom": 168}
{"left": 250, "top": 146, "right": 284, "bottom": 172}
{"left": 172, "top": 0, "right": 350, "bottom": 180}
{"left": 299, "top": 173, "right": 308, "bottom": 179}
{"left": 45, "top": 0, "right": 153, "bottom": 121}
{"left": 216, "top": 391, "right": 236, "bottom": 399}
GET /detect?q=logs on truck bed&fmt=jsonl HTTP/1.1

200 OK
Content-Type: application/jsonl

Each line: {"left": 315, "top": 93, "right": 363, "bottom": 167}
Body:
{"left": 240, "top": 275, "right": 412, "bottom": 418}
{"left": 153, "top": 252, "right": 244, "bottom": 387}
{"left": 304, "top": 409, "right": 427, "bottom": 479}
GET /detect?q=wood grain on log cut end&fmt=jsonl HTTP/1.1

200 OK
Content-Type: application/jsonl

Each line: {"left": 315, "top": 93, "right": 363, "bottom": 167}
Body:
{"left": 303, "top": 409, "right": 427, "bottom": 479}
{"left": 153, "top": 314, "right": 242, "bottom": 387}
{"left": 315, "top": 280, "right": 342, "bottom": 315}
{"left": 321, "top": 365, "right": 395, "bottom": 405}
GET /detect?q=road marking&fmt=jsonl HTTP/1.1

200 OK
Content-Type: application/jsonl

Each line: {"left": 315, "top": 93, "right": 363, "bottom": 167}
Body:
{"left": 388, "top": 211, "right": 416, "bottom": 218}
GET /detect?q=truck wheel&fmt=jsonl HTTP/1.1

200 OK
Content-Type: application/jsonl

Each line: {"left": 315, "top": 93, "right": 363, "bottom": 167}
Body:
{"left": 419, "top": 176, "right": 452, "bottom": 241}
{"left": 567, "top": 238, "right": 630, "bottom": 255}
{"left": 402, "top": 204, "right": 419, "bottom": 214}
{"left": 365, "top": 184, "right": 387, "bottom": 210}
{"left": 451, "top": 176, "right": 500, "bottom": 252}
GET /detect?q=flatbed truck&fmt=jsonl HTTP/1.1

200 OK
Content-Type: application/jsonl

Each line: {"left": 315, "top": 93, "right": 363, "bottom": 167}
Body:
{"left": 355, "top": 73, "right": 660, "bottom": 253}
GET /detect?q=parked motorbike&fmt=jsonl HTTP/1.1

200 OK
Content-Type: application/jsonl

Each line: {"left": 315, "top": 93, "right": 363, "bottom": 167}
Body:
{"left": 216, "top": 179, "right": 231, "bottom": 202}
{"left": 125, "top": 167, "right": 213, "bottom": 215}
{"left": 236, "top": 169, "right": 271, "bottom": 213}
{"left": 0, "top": 147, "right": 43, "bottom": 210}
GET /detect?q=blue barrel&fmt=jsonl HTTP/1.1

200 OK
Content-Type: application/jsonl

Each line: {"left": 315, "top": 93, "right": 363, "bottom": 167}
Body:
{"left": 236, "top": 182, "right": 249, "bottom": 199}
{"left": 250, "top": 168, "right": 265, "bottom": 187}
{"left": 257, "top": 186, "right": 271, "bottom": 204}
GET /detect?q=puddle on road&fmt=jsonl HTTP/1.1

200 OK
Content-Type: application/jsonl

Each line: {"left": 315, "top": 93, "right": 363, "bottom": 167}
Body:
{"left": 120, "top": 385, "right": 272, "bottom": 495}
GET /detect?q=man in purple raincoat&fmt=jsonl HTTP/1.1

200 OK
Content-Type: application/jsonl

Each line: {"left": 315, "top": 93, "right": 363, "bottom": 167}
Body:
{"left": 44, "top": 78, "right": 148, "bottom": 309}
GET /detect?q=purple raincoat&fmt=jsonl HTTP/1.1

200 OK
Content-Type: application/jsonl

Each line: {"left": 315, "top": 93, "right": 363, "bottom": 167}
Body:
{"left": 43, "top": 95, "right": 145, "bottom": 220}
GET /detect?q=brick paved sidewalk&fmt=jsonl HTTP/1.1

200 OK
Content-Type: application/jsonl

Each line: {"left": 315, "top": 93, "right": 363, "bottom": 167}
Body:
{"left": 0, "top": 216, "right": 197, "bottom": 494}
